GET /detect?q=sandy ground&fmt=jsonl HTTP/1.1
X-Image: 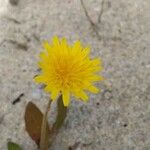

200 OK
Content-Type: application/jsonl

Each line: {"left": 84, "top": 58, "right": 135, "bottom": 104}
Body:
{"left": 0, "top": 0, "right": 150, "bottom": 149}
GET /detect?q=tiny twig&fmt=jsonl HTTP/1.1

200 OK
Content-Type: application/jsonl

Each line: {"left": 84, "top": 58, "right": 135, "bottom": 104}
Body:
{"left": 12, "top": 93, "right": 24, "bottom": 105}
{"left": 80, "top": 0, "right": 101, "bottom": 40}
{"left": 40, "top": 100, "right": 52, "bottom": 150}
{"left": 98, "top": 0, "right": 105, "bottom": 23}
{"left": 80, "top": 0, "right": 95, "bottom": 27}
{"left": 80, "top": 0, "right": 126, "bottom": 45}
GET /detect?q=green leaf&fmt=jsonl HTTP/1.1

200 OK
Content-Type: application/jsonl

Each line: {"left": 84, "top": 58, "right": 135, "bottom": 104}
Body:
{"left": 24, "top": 102, "right": 49, "bottom": 146}
{"left": 52, "top": 95, "right": 67, "bottom": 132}
{"left": 7, "top": 142, "right": 22, "bottom": 150}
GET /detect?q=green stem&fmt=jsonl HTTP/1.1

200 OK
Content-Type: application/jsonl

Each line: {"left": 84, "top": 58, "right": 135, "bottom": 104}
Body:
{"left": 40, "top": 100, "right": 52, "bottom": 150}
{"left": 52, "top": 95, "right": 67, "bottom": 133}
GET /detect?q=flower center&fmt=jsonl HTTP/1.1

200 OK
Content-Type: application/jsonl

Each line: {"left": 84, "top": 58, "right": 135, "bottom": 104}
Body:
{"left": 54, "top": 61, "right": 74, "bottom": 88}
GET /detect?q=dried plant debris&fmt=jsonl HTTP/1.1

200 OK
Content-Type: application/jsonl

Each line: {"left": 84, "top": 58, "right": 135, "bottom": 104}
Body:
{"left": 12, "top": 93, "right": 24, "bottom": 105}
{"left": 68, "top": 142, "right": 92, "bottom": 150}
{"left": 24, "top": 102, "right": 49, "bottom": 146}
{"left": 80, "top": 0, "right": 101, "bottom": 40}
{"left": 68, "top": 142, "right": 80, "bottom": 150}
{"left": 98, "top": 0, "right": 105, "bottom": 23}
{"left": 6, "top": 39, "right": 28, "bottom": 51}
{"left": 80, "top": 0, "right": 106, "bottom": 40}
{"left": 9, "top": 0, "right": 19, "bottom": 6}
{"left": 10, "top": 40, "right": 28, "bottom": 50}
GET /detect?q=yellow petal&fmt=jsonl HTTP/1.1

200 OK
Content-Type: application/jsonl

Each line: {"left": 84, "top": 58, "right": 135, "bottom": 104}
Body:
{"left": 61, "top": 38, "right": 68, "bottom": 53}
{"left": 73, "top": 90, "right": 88, "bottom": 101}
{"left": 73, "top": 40, "right": 82, "bottom": 52}
{"left": 87, "top": 85, "right": 99, "bottom": 93}
{"left": 52, "top": 36, "right": 60, "bottom": 46}
{"left": 44, "top": 85, "right": 60, "bottom": 101}
{"left": 44, "top": 85, "right": 52, "bottom": 92}
{"left": 62, "top": 90, "right": 70, "bottom": 106}
{"left": 38, "top": 61, "right": 43, "bottom": 68}
{"left": 88, "top": 75, "right": 104, "bottom": 82}
{"left": 79, "top": 91, "right": 88, "bottom": 101}
{"left": 61, "top": 38, "right": 67, "bottom": 46}
{"left": 39, "top": 52, "right": 46, "bottom": 59}
{"left": 43, "top": 41, "right": 51, "bottom": 52}
{"left": 34, "top": 75, "right": 47, "bottom": 83}
{"left": 82, "top": 47, "right": 90, "bottom": 57}
{"left": 51, "top": 89, "right": 59, "bottom": 101}
{"left": 91, "top": 58, "right": 101, "bottom": 65}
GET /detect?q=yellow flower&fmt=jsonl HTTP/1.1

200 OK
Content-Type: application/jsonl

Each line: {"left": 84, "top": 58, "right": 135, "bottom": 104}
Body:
{"left": 35, "top": 36, "right": 103, "bottom": 106}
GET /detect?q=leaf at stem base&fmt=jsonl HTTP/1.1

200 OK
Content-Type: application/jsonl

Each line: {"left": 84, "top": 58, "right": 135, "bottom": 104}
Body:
{"left": 7, "top": 142, "right": 22, "bottom": 150}
{"left": 24, "top": 102, "right": 49, "bottom": 146}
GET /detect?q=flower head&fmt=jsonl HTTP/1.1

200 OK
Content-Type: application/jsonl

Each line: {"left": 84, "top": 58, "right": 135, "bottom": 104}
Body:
{"left": 35, "top": 36, "right": 103, "bottom": 106}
